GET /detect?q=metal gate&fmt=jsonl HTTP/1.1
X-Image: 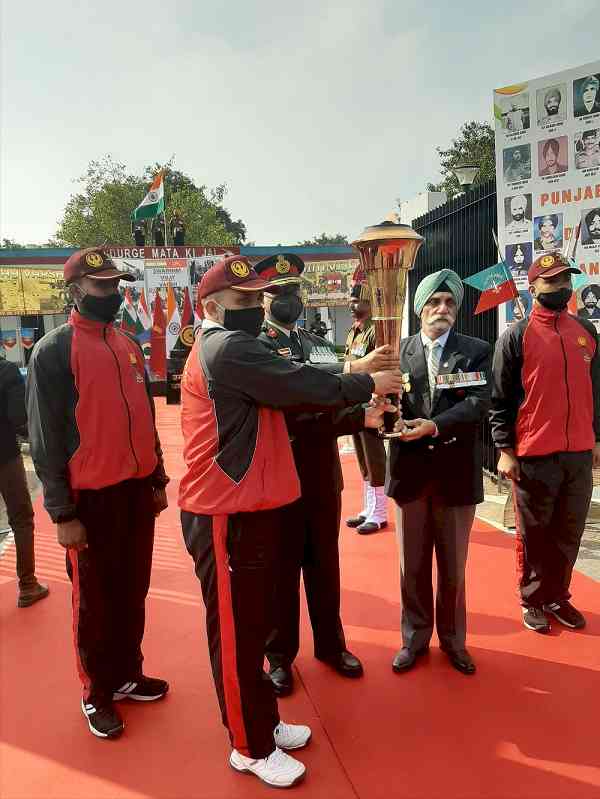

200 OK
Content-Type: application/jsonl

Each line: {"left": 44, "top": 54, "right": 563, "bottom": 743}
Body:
{"left": 410, "top": 180, "right": 499, "bottom": 473}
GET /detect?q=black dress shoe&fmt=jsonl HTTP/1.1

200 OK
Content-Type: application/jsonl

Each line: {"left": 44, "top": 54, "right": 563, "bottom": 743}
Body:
{"left": 442, "top": 647, "right": 476, "bottom": 675}
{"left": 357, "top": 520, "right": 388, "bottom": 535}
{"left": 346, "top": 514, "right": 366, "bottom": 528}
{"left": 391, "top": 646, "right": 429, "bottom": 673}
{"left": 269, "top": 666, "right": 294, "bottom": 696}
{"left": 316, "top": 650, "right": 363, "bottom": 677}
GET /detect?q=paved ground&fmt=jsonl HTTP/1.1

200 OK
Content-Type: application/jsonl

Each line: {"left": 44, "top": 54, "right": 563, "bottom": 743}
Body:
{"left": 2, "top": 447, "right": 599, "bottom": 582}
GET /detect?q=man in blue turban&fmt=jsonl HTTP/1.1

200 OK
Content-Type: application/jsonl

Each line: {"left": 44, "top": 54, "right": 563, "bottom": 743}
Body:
{"left": 386, "top": 269, "right": 491, "bottom": 676}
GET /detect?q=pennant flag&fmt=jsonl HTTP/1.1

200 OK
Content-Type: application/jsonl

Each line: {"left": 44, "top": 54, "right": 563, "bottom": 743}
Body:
{"left": 132, "top": 171, "right": 165, "bottom": 221}
{"left": 166, "top": 282, "right": 182, "bottom": 357}
{"left": 136, "top": 290, "right": 152, "bottom": 355}
{"left": 120, "top": 289, "right": 138, "bottom": 333}
{"left": 20, "top": 328, "right": 35, "bottom": 349}
{"left": 149, "top": 292, "right": 166, "bottom": 379}
{"left": 464, "top": 262, "right": 518, "bottom": 315}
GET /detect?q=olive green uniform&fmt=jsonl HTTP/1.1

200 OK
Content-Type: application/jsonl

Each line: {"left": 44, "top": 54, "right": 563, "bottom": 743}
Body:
{"left": 345, "top": 321, "right": 388, "bottom": 525}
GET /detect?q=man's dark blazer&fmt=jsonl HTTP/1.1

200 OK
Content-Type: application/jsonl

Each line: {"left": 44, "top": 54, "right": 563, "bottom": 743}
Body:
{"left": 387, "top": 329, "right": 491, "bottom": 507}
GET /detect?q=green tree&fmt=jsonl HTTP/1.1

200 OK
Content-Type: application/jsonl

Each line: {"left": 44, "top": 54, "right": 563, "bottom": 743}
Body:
{"left": 1, "top": 238, "right": 52, "bottom": 249}
{"left": 426, "top": 121, "right": 496, "bottom": 200}
{"left": 56, "top": 156, "right": 245, "bottom": 247}
{"left": 297, "top": 233, "right": 349, "bottom": 246}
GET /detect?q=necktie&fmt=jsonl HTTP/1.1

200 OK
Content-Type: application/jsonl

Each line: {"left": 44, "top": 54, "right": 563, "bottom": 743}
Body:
{"left": 289, "top": 331, "right": 303, "bottom": 361}
{"left": 427, "top": 341, "right": 441, "bottom": 401}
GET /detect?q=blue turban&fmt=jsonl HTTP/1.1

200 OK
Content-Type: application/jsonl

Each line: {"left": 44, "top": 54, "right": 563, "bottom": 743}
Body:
{"left": 414, "top": 269, "right": 464, "bottom": 316}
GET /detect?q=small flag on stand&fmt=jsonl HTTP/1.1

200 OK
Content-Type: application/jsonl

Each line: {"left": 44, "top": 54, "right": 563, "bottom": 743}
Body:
{"left": 181, "top": 286, "right": 194, "bottom": 330}
{"left": 131, "top": 171, "right": 165, "bottom": 221}
{"left": 121, "top": 289, "right": 138, "bottom": 333}
{"left": 166, "top": 282, "right": 182, "bottom": 357}
{"left": 464, "top": 262, "right": 519, "bottom": 314}
{"left": 136, "top": 290, "right": 152, "bottom": 356}
{"left": 149, "top": 292, "right": 166, "bottom": 380}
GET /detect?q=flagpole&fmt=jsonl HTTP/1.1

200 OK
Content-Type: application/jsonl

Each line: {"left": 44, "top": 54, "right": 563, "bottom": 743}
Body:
{"left": 492, "top": 229, "right": 526, "bottom": 319}
{"left": 163, "top": 168, "right": 168, "bottom": 247}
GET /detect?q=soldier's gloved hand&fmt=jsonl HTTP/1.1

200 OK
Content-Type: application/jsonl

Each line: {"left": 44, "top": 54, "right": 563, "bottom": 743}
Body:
{"left": 57, "top": 519, "right": 87, "bottom": 551}
{"left": 364, "top": 400, "right": 397, "bottom": 429}
{"left": 353, "top": 345, "right": 397, "bottom": 374}
{"left": 372, "top": 369, "right": 403, "bottom": 396}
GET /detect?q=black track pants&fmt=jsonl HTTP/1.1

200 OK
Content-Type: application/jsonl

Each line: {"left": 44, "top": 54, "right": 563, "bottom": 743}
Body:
{"left": 181, "top": 508, "right": 280, "bottom": 759}
{"left": 66, "top": 476, "right": 156, "bottom": 706}
{"left": 513, "top": 451, "right": 592, "bottom": 608}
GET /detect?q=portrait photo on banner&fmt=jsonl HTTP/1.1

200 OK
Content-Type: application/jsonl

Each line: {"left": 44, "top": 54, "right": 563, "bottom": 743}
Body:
{"left": 573, "top": 74, "right": 600, "bottom": 118}
{"left": 538, "top": 136, "right": 568, "bottom": 176}
{"left": 581, "top": 207, "right": 600, "bottom": 247}
{"left": 504, "top": 193, "right": 532, "bottom": 238}
{"left": 533, "top": 213, "right": 563, "bottom": 253}
{"left": 498, "top": 92, "right": 530, "bottom": 132}
{"left": 505, "top": 242, "right": 532, "bottom": 286}
{"left": 503, "top": 144, "right": 532, "bottom": 183}
{"left": 536, "top": 84, "right": 567, "bottom": 126}
{"left": 577, "top": 284, "right": 600, "bottom": 322}
{"left": 574, "top": 129, "right": 600, "bottom": 170}
{"left": 506, "top": 291, "right": 532, "bottom": 323}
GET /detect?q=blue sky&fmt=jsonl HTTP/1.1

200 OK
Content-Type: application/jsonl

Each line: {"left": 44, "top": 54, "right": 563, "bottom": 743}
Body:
{"left": 1, "top": 0, "right": 596, "bottom": 245}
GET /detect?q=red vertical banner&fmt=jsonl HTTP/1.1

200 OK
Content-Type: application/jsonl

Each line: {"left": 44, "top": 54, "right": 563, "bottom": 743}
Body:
{"left": 149, "top": 293, "right": 167, "bottom": 380}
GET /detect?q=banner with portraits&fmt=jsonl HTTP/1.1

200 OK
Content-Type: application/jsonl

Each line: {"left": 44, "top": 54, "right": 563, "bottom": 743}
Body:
{"left": 107, "top": 246, "right": 238, "bottom": 308}
{"left": 301, "top": 259, "right": 359, "bottom": 307}
{"left": 494, "top": 60, "right": 600, "bottom": 332}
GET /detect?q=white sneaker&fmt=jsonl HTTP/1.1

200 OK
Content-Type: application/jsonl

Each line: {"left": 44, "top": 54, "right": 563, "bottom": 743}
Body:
{"left": 229, "top": 747, "right": 306, "bottom": 787}
{"left": 274, "top": 721, "right": 312, "bottom": 750}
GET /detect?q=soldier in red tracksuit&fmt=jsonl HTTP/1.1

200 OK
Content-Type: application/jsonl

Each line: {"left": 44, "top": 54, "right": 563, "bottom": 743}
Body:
{"left": 26, "top": 248, "right": 170, "bottom": 740}
{"left": 179, "top": 256, "right": 401, "bottom": 789}
{"left": 491, "top": 252, "right": 600, "bottom": 634}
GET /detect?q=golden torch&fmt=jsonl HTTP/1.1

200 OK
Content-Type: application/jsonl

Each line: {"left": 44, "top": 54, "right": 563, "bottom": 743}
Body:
{"left": 352, "top": 219, "right": 424, "bottom": 437}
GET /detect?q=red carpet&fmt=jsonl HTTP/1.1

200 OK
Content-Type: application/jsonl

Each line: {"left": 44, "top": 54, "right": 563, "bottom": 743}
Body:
{"left": 1, "top": 400, "right": 599, "bottom": 798}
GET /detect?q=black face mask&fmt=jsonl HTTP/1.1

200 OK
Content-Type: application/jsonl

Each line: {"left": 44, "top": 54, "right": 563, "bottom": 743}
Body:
{"left": 80, "top": 292, "right": 123, "bottom": 323}
{"left": 221, "top": 306, "right": 265, "bottom": 337}
{"left": 536, "top": 287, "right": 572, "bottom": 311}
{"left": 270, "top": 295, "right": 304, "bottom": 325}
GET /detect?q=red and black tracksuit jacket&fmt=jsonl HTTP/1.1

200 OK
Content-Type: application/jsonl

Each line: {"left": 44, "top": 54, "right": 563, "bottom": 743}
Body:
{"left": 179, "top": 325, "right": 372, "bottom": 758}
{"left": 26, "top": 310, "right": 169, "bottom": 704}
{"left": 490, "top": 305, "right": 600, "bottom": 607}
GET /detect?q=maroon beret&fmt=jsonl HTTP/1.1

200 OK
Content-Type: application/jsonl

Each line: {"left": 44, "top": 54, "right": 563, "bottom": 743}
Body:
{"left": 528, "top": 252, "right": 581, "bottom": 284}
{"left": 198, "top": 255, "right": 277, "bottom": 300}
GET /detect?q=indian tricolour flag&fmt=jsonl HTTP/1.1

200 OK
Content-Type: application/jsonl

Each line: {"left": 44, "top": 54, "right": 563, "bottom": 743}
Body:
{"left": 132, "top": 171, "right": 165, "bottom": 221}
{"left": 166, "top": 282, "right": 182, "bottom": 357}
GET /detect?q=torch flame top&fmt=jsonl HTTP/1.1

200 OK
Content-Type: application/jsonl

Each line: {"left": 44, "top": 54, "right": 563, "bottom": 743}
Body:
{"left": 352, "top": 220, "right": 424, "bottom": 247}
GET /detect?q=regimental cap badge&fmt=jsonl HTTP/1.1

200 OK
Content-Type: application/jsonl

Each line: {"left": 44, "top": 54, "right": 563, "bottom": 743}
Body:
{"left": 230, "top": 260, "right": 250, "bottom": 278}
{"left": 86, "top": 251, "right": 104, "bottom": 268}
{"left": 540, "top": 255, "right": 555, "bottom": 269}
{"left": 275, "top": 255, "right": 291, "bottom": 274}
